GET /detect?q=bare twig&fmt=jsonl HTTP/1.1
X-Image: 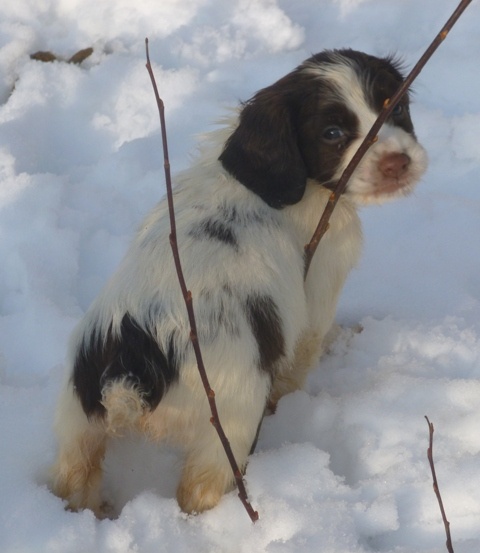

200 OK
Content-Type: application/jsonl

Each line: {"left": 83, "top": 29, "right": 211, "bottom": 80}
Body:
{"left": 425, "top": 416, "right": 455, "bottom": 553}
{"left": 145, "top": 38, "right": 259, "bottom": 523}
{"left": 303, "top": 0, "right": 473, "bottom": 277}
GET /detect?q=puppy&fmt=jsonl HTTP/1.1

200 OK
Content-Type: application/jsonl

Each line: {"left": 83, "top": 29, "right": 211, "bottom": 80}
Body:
{"left": 51, "top": 49, "right": 427, "bottom": 515}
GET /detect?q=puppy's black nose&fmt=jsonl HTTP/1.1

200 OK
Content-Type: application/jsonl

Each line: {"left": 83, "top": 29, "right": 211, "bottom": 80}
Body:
{"left": 378, "top": 152, "right": 411, "bottom": 178}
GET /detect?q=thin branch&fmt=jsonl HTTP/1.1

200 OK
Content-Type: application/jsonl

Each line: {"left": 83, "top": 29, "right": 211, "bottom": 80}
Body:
{"left": 145, "top": 38, "right": 259, "bottom": 523}
{"left": 303, "top": 0, "right": 473, "bottom": 277}
{"left": 425, "top": 416, "right": 455, "bottom": 553}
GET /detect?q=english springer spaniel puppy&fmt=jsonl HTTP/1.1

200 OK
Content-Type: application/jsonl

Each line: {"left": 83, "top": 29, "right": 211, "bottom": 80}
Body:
{"left": 51, "top": 49, "right": 428, "bottom": 516}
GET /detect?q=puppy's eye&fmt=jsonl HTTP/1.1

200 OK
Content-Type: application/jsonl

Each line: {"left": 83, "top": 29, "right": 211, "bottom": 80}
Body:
{"left": 322, "top": 126, "right": 345, "bottom": 142}
{"left": 391, "top": 103, "right": 404, "bottom": 117}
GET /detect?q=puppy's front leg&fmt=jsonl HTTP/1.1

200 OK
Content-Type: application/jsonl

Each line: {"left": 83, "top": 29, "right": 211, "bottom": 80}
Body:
{"left": 268, "top": 329, "right": 324, "bottom": 409}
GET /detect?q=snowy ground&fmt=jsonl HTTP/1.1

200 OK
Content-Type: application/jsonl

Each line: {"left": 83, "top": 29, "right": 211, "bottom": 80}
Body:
{"left": 1, "top": 0, "right": 480, "bottom": 551}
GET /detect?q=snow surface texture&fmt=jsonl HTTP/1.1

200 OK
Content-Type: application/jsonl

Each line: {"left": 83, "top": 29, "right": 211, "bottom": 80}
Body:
{"left": 1, "top": 0, "right": 480, "bottom": 551}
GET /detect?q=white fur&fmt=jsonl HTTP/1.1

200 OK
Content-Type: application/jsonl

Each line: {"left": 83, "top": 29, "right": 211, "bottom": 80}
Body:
{"left": 51, "top": 54, "right": 428, "bottom": 516}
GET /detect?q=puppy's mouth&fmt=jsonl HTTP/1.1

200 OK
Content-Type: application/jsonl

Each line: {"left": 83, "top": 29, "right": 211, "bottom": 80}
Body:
{"left": 345, "top": 151, "right": 421, "bottom": 203}
{"left": 320, "top": 149, "right": 425, "bottom": 204}
{"left": 372, "top": 175, "right": 414, "bottom": 197}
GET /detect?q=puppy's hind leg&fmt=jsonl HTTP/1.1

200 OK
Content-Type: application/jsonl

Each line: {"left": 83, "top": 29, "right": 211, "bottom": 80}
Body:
{"left": 176, "top": 371, "right": 270, "bottom": 514}
{"left": 51, "top": 380, "right": 107, "bottom": 516}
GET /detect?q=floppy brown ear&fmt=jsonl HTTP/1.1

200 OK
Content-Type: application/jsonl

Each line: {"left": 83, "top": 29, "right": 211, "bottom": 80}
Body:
{"left": 219, "top": 88, "right": 307, "bottom": 209}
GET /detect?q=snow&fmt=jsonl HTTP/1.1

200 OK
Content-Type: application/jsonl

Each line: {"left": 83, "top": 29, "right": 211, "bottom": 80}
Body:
{"left": 1, "top": 0, "right": 479, "bottom": 551}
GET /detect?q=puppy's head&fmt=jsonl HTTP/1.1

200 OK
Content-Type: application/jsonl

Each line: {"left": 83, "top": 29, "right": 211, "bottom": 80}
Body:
{"left": 219, "top": 49, "right": 428, "bottom": 208}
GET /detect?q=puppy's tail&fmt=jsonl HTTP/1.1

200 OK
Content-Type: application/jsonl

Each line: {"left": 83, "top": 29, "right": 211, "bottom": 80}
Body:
{"left": 101, "top": 378, "right": 146, "bottom": 435}
{"left": 72, "top": 313, "right": 179, "bottom": 435}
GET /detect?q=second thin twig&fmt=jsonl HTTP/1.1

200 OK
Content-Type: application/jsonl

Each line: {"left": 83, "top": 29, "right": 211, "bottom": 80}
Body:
{"left": 145, "top": 38, "right": 259, "bottom": 523}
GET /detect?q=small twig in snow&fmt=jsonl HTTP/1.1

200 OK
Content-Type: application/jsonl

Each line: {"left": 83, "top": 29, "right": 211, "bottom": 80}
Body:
{"left": 425, "top": 416, "right": 455, "bottom": 553}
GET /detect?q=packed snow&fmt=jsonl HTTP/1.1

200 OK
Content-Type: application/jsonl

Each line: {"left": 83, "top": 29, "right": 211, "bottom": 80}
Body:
{"left": 1, "top": 0, "right": 480, "bottom": 551}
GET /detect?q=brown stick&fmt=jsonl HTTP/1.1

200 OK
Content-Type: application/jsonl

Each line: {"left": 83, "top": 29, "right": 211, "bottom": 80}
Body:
{"left": 425, "top": 417, "right": 455, "bottom": 553}
{"left": 145, "top": 39, "right": 259, "bottom": 523}
{"left": 303, "top": 0, "right": 473, "bottom": 277}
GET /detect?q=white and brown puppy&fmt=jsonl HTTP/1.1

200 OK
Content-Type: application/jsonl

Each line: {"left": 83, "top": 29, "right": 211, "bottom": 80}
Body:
{"left": 51, "top": 49, "right": 428, "bottom": 515}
